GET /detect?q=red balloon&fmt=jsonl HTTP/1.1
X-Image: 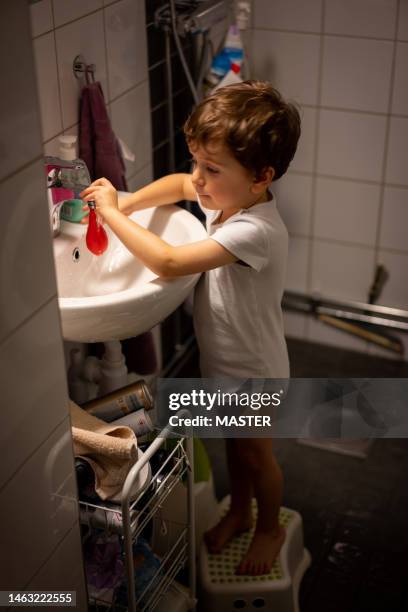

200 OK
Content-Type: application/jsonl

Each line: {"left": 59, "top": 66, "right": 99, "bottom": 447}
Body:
{"left": 86, "top": 208, "right": 108, "bottom": 255}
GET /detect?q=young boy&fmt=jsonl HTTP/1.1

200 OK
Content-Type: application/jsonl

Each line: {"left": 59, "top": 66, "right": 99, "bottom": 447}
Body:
{"left": 80, "top": 80, "right": 301, "bottom": 575}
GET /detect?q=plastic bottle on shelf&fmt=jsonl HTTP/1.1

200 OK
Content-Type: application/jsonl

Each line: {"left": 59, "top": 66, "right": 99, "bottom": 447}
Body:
{"left": 213, "top": 62, "right": 242, "bottom": 91}
{"left": 236, "top": 1, "right": 251, "bottom": 31}
{"left": 205, "top": 24, "right": 245, "bottom": 92}
{"left": 82, "top": 379, "right": 154, "bottom": 422}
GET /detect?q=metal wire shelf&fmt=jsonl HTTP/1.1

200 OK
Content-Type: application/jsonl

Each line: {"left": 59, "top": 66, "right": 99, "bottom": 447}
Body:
{"left": 78, "top": 436, "right": 188, "bottom": 539}
{"left": 136, "top": 527, "right": 188, "bottom": 611}
{"left": 80, "top": 426, "right": 196, "bottom": 612}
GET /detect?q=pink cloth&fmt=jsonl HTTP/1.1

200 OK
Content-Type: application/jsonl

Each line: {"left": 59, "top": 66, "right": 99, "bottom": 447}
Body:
{"left": 79, "top": 82, "right": 128, "bottom": 191}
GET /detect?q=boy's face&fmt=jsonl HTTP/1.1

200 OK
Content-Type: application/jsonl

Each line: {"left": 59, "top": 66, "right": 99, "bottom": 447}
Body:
{"left": 189, "top": 140, "right": 268, "bottom": 215}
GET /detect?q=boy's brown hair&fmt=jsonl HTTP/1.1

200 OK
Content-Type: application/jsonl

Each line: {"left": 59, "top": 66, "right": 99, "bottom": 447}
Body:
{"left": 184, "top": 80, "right": 301, "bottom": 181}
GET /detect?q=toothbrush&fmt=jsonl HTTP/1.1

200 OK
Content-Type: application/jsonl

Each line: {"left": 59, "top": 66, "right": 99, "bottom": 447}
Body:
{"left": 86, "top": 201, "right": 108, "bottom": 255}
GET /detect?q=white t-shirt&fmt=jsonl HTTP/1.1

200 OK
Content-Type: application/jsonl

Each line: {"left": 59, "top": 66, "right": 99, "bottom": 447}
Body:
{"left": 193, "top": 193, "right": 290, "bottom": 378}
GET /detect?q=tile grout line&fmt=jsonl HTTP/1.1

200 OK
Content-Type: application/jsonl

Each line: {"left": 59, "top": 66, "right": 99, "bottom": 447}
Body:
{"left": 102, "top": 5, "right": 112, "bottom": 107}
{"left": 52, "top": 27, "right": 65, "bottom": 137}
{"left": 301, "top": 104, "right": 408, "bottom": 120}
{"left": 0, "top": 414, "right": 72, "bottom": 499}
{"left": 108, "top": 77, "right": 149, "bottom": 106}
{"left": 252, "top": 25, "right": 408, "bottom": 44}
{"left": 23, "top": 522, "right": 82, "bottom": 592}
{"left": 0, "top": 154, "right": 43, "bottom": 187}
{"left": 285, "top": 170, "right": 408, "bottom": 190}
{"left": 126, "top": 161, "right": 153, "bottom": 183}
{"left": 298, "top": 235, "right": 408, "bottom": 256}
{"left": 42, "top": 6, "right": 105, "bottom": 34}
{"left": 373, "top": 0, "right": 401, "bottom": 269}
{"left": 151, "top": 85, "right": 194, "bottom": 114}
{"left": 303, "top": 0, "right": 326, "bottom": 341}
{"left": 0, "top": 293, "right": 58, "bottom": 352}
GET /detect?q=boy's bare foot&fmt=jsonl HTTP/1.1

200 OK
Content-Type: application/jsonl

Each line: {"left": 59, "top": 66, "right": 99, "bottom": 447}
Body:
{"left": 236, "top": 525, "right": 285, "bottom": 576}
{"left": 204, "top": 511, "right": 253, "bottom": 554}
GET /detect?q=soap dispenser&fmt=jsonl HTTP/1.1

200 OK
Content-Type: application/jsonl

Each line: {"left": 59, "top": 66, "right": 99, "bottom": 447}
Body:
{"left": 59, "top": 134, "right": 78, "bottom": 161}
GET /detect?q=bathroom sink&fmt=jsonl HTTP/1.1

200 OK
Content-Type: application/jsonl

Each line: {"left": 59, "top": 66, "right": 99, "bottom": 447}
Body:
{"left": 52, "top": 195, "right": 207, "bottom": 342}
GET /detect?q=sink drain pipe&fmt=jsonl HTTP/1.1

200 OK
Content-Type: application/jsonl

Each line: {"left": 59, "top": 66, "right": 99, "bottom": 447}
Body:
{"left": 68, "top": 340, "right": 128, "bottom": 403}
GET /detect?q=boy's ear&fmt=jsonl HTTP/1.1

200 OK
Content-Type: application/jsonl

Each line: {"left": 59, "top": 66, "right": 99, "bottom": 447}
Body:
{"left": 251, "top": 166, "right": 275, "bottom": 192}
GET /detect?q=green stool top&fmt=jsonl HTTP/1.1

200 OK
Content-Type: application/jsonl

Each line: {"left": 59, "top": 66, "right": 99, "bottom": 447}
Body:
{"left": 206, "top": 501, "right": 293, "bottom": 584}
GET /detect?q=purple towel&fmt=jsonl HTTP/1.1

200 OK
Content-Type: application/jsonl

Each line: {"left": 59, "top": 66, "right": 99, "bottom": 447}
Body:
{"left": 79, "top": 82, "right": 128, "bottom": 191}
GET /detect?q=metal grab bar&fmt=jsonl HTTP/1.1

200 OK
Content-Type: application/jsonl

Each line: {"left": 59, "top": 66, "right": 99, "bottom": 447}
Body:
{"left": 283, "top": 291, "right": 408, "bottom": 332}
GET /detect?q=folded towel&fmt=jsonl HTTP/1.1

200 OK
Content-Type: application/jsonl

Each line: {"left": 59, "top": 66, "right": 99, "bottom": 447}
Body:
{"left": 69, "top": 401, "right": 137, "bottom": 500}
{"left": 79, "top": 81, "right": 128, "bottom": 191}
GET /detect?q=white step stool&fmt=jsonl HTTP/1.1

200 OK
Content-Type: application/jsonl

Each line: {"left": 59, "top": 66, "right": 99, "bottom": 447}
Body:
{"left": 199, "top": 497, "right": 311, "bottom": 611}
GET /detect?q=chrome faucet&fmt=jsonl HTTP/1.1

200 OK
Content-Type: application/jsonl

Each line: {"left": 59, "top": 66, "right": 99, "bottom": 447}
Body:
{"left": 45, "top": 156, "right": 92, "bottom": 237}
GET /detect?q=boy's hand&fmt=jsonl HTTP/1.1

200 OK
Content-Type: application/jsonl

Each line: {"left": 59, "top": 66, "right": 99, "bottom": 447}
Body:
{"left": 80, "top": 177, "right": 118, "bottom": 221}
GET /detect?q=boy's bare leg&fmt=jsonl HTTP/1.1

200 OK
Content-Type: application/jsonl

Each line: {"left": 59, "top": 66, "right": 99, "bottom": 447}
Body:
{"left": 235, "top": 438, "right": 285, "bottom": 575}
{"left": 204, "top": 438, "right": 254, "bottom": 553}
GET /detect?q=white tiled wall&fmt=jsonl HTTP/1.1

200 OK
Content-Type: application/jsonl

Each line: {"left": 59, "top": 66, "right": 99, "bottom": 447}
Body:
{"left": 316, "top": 110, "right": 387, "bottom": 182}
{"left": 252, "top": 31, "right": 321, "bottom": 106}
{"left": 0, "top": 300, "right": 71, "bottom": 490}
{"left": 0, "top": 161, "right": 57, "bottom": 343}
{"left": 27, "top": 522, "right": 87, "bottom": 593}
{"left": 320, "top": 37, "right": 393, "bottom": 113}
{"left": 324, "top": 0, "right": 398, "bottom": 39}
{"left": 1, "top": 0, "right": 160, "bottom": 599}
{"left": 31, "top": 0, "right": 152, "bottom": 184}
{"left": 0, "top": 419, "right": 79, "bottom": 590}
{"left": 105, "top": 0, "right": 148, "bottom": 100}
{"left": 0, "top": 6, "right": 42, "bottom": 183}
{"left": 14, "top": 0, "right": 150, "bottom": 593}
{"left": 110, "top": 80, "right": 152, "bottom": 177}
{"left": 0, "top": 2, "right": 86, "bottom": 602}
{"left": 252, "top": 0, "right": 408, "bottom": 356}
{"left": 56, "top": 11, "right": 109, "bottom": 129}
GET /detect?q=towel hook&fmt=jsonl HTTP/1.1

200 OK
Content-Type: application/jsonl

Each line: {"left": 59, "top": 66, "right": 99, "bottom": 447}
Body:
{"left": 73, "top": 54, "right": 96, "bottom": 84}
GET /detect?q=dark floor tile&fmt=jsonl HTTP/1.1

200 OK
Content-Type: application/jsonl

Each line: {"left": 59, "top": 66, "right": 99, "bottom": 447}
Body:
{"left": 303, "top": 578, "right": 356, "bottom": 612}
{"left": 352, "top": 585, "right": 404, "bottom": 612}
{"left": 366, "top": 556, "right": 404, "bottom": 591}
{"left": 333, "top": 514, "right": 373, "bottom": 549}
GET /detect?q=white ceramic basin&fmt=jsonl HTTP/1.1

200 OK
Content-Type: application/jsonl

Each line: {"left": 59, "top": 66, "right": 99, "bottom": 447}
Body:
{"left": 52, "top": 196, "right": 207, "bottom": 342}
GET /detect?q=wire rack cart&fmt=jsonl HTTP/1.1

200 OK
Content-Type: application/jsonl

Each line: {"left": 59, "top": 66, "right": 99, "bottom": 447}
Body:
{"left": 80, "top": 423, "right": 196, "bottom": 612}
